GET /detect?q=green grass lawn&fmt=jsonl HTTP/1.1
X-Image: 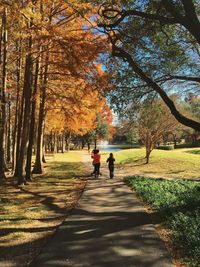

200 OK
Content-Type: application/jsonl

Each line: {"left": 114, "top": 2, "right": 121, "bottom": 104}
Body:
{"left": 113, "top": 148, "right": 200, "bottom": 179}
{"left": 125, "top": 176, "right": 200, "bottom": 267}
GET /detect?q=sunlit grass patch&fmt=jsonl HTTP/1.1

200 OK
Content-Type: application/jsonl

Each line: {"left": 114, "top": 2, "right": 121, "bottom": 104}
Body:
{"left": 51, "top": 151, "right": 83, "bottom": 162}
{"left": 6, "top": 232, "right": 27, "bottom": 239}
{"left": 116, "top": 148, "right": 200, "bottom": 179}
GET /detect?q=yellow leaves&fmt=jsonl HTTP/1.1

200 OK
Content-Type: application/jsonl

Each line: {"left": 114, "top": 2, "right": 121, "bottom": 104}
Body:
{"left": 4, "top": 0, "right": 112, "bottom": 137}
{"left": 45, "top": 74, "right": 104, "bottom": 135}
{"left": 45, "top": 109, "right": 65, "bottom": 133}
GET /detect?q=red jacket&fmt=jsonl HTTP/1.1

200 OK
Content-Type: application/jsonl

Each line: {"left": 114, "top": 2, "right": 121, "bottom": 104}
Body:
{"left": 93, "top": 153, "right": 101, "bottom": 164}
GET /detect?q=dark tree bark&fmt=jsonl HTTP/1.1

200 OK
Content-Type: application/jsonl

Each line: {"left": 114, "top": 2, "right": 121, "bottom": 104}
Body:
{"left": 6, "top": 95, "right": 11, "bottom": 163}
{"left": 17, "top": 36, "right": 33, "bottom": 185}
{"left": 0, "top": 8, "right": 8, "bottom": 180}
{"left": 13, "top": 40, "right": 23, "bottom": 176}
{"left": 66, "top": 132, "right": 71, "bottom": 152}
{"left": 25, "top": 55, "right": 40, "bottom": 181}
{"left": 32, "top": 51, "right": 49, "bottom": 174}
{"left": 56, "top": 133, "right": 59, "bottom": 153}
{"left": 61, "top": 132, "right": 65, "bottom": 153}
{"left": 50, "top": 130, "right": 54, "bottom": 152}
{"left": 145, "top": 149, "right": 151, "bottom": 164}
{"left": 53, "top": 132, "right": 57, "bottom": 153}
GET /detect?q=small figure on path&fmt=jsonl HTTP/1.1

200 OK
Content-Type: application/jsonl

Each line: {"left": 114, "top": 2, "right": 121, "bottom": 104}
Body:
{"left": 91, "top": 149, "right": 101, "bottom": 178}
{"left": 106, "top": 153, "right": 115, "bottom": 179}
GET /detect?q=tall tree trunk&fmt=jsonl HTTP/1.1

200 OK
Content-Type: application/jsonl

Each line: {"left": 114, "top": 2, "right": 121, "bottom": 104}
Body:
{"left": 42, "top": 122, "right": 46, "bottom": 163}
{"left": 6, "top": 94, "right": 11, "bottom": 162}
{"left": 53, "top": 132, "right": 57, "bottom": 153}
{"left": 50, "top": 130, "right": 54, "bottom": 152}
{"left": 25, "top": 55, "right": 40, "bottom": 181}
{"left": 66, "top": 132, "right": 71, "bottom": 152}
{"left": 0, "top": 8, "right": 8, "bottom": 180}
{"left": 81, "top": 138, "right": 85, "bottom": 149}
{"left": 12, "top": 40, "right": 22, "bottom": 174}
{"left": 56, "top": 133, "right": 59, "bottom": 153}
{"left": 13, "top": 59, "right": 24, "bottom": 178}
{"left": 17, "top": 31, "right": 33, "bottom": 185}
{"left": 61, "top": 132, "right": 65, "bottom": 153}
{"left": 42, "top": 139, "right": 46, "bottom": 163}
{"left": 32, "top": 51, "right": 49, "bottom": 174}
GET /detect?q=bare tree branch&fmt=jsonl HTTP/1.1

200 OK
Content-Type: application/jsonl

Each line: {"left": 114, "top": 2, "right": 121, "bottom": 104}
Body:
{"left": 169, "top": 75, "right": 200, "bottom": 83}
{"left": 98, "top": 7, "right": 178, "bottom": 29}
{"left": 112, "top": 45, "right": 200, "bottom": 131}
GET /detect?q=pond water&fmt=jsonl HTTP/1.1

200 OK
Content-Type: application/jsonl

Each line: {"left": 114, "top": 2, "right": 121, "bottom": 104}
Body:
{"left": 97, "top": 145, "right": 132, "bottom": 152}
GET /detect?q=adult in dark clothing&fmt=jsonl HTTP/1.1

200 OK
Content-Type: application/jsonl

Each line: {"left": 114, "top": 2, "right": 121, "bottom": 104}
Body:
{"left": 106, "top": 153, "right": 115, "bottom": 179}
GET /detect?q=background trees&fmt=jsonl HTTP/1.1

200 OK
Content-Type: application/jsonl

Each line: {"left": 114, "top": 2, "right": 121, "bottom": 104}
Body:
{"left": 137, "top": 100, "right": 178, "bottom": 163}
{"left": 115, "top": 98, "right": 181, "bottom": 163}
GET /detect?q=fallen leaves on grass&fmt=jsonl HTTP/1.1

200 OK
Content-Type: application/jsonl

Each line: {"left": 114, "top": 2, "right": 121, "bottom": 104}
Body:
{"left": 0, "top": 164, "right": 87, "bottom": 267}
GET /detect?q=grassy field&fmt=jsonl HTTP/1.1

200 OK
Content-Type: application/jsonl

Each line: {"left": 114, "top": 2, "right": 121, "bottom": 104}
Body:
{"left": 0, "top": 151, "right": 86, "bottom": 267}
{"left": 112, "top": 147, "right": 200, "bottom": 180}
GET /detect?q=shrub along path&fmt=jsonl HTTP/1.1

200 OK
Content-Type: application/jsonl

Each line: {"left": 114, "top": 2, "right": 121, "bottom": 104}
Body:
{"left": 30, "top": 151, "right": 173, "bottom": 267}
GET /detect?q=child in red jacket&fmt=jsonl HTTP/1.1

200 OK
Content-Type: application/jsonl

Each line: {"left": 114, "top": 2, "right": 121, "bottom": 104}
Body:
{"left": 91, "top": 149, "right": 101, "bottom": 178}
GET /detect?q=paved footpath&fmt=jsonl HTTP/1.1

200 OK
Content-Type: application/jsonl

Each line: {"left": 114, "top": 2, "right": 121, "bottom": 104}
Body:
{"left": 31, "top": 152, "right": 174, "bottom": 267}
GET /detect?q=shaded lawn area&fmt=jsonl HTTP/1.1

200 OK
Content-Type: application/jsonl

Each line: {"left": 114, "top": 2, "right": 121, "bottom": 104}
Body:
{"left": 125, "top": 176, "right": 200, "bottom": 267}
{"left": 0, "top": 152, "right": 87, "bottom": 267}
{"left": 115, "top": 148, "right": 200, "bottom": 180}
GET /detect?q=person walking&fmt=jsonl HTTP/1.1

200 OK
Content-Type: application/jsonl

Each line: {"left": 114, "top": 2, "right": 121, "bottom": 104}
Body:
{"left": 106, "top": 153, "right": 115, "bottom": 179}
{"left": 92, "top": 149, "right": 101, "bottom": 178}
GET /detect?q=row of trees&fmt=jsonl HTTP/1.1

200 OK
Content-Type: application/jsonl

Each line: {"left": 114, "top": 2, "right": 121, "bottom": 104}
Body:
{"left": 0, "top": 0, "right": 112, "bottom": 185}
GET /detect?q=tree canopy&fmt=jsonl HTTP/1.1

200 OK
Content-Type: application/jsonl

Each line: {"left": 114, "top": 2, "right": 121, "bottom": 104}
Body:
{"left": 0, "top": 0, "right": 112, "bottom": 183}
{"left": 97, "top": 0, "right": 200, "bottom": 131}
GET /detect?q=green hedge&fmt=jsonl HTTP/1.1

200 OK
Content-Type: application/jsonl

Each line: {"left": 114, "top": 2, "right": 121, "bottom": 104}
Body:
{"left": 175, "top": 143, "right": 200, "bottom": 149}
{"left": 156, "top": 145, "right": 174, "bottom": 150}
{"left": 125, "top": 176, "right": 200, "bottom": 267}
